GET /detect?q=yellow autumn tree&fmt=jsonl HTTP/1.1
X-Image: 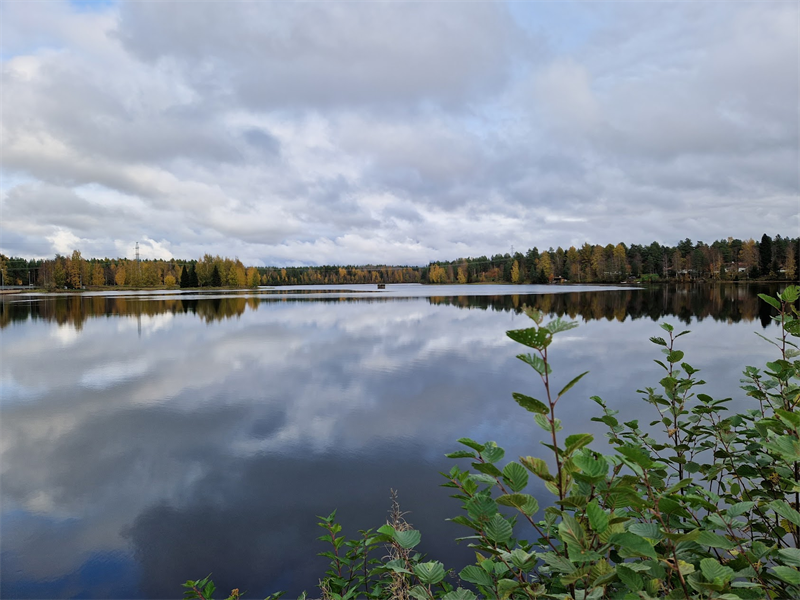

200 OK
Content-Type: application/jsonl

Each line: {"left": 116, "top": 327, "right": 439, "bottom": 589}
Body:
{"left": 511, "top": 260, "right": 520, "bottom": 283}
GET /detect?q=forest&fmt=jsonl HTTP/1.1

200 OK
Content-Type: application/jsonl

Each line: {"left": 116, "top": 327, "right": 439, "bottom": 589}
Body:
{"left": 0, "top": 234, "right": 797, "bottom": 290}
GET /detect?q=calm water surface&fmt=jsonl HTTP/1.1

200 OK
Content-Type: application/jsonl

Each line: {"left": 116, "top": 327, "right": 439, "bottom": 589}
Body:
{"left": 0, "top": 283, "right": 785, "bottom": 598}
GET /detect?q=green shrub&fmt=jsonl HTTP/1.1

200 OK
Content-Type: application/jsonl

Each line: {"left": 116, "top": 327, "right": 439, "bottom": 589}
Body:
{"left": 185, "top": 286, "right": 800, "bottom": 600}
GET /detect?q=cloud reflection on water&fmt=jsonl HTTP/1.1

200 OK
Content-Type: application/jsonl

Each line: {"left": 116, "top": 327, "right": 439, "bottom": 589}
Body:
{"left": 0, "top": 284, "right": 785, "bottom": 598}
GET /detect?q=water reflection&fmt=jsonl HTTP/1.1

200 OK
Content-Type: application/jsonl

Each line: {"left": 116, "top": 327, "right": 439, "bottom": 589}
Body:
{"left": 0, "top": 283, "right": 782, "bottom": 331}
{"left": 0, "top": 284, "right": 786, "bottom": 599}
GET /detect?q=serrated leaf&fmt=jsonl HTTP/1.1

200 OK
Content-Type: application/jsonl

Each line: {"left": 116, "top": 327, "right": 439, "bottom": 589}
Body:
{"left": 458, "top": 565, "right": 494, "bottom": 587}
{"left": 466, "top": 494, "right": 497, "bottom": 521}
{"left": 414, "top": 561, "right": 445, "bottom": 585}
{"left": 772, "top": 566, "right": 800, "bottom": 585}
{"left": 393, "top": 529, "right": 421, "bottom": 549}
{"left": 650, "top": 336, "right": 668, "bottom": 347}
{"left": 545, "top": 317, "right": 579, "bottom": 334}
{"left": 502, "top": 462, "right": 529, "bottom": 492}
{"left": 542, "top": 552, "right": 577, "bottom": 574}
{"left": 442, "top": 588, "right": 478, "bottom": 600}
{"left": 573, "top": 450, "right": 608, "bottom": 478}
{"left": 586, "top": 500, "right": 608, "bottom": 534}
{"left": 480, "top": 442, "right": 505, "bottom": 463}
{"left": 778, "top": 548, "right": 800, "bottom": 567}
{"left": 473, "top": 462, "right": 503, "bottom": 478}
{"left": 517, "top": 353, "right": 551, "bottom": 375}
{"left": 509, "top": 548, "right": 537, "bottom": 570}
{"left": 727, "top": 501, "right": 755, "bottom": 518}
{"left": 616, "top": 564, "right": 644, "bottom": 592}
{"left": 512, "top": 392, "right": 549, "bottom": 415}
{"left": 770, "top": 500, "right": 800, "bottom": 527}
{"left": 558, "top": 371, "right": 590, "bottom": 398}
{"left": 564, "top": 433, "right": 593, "bottom": 455}
{"left": 559, "top": 513, "right": 586, "bottom": 548}
{"left": 700, "top": 558, "right": 734, "bottom": 584}
{"left": 497, "top": 579, "right": 520, "bottom": 600}
{"left": 697, "top": 531, "right": 736, "bottom": 550}
{"left": 445, "top": 450, "right": 477, "bottom": 459}
{"left": 610, "top": 532, "right": 657, "bottom": 559}
{"left": 519, "top": 456, "right": 554, "bottom": 481}
{"left": 497, "top": 493, "right": 539, "bottom": 516}
{"left": 458, "top": 438, "right": 484, "bottom": 453}
{"left": 534, "top": 413, "right": 552, "bottom": 432}
{"left": 409, "top": 585, "right": 430, "bottom": 600}
{"left": 484, "top": 514, "right": 513, "bottom": 544}
{"left": 507, "top": 327, "right": 549, "bottom": 350}
{"left": 627, "top": 522, "right": 662, "bottom": 541}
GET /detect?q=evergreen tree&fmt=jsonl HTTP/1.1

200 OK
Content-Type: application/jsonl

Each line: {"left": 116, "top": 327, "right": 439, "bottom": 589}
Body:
{"left": 760, "top": 233, "right": 773, "bottom": 276}
{"left": 189, "top": 265, "right": 198, "bottom": 287}
{"left": 180, "top": 266, "right": 189, "bottom": 288}
{"left": 211, "top": 265, "right": 222, "bottom": 287}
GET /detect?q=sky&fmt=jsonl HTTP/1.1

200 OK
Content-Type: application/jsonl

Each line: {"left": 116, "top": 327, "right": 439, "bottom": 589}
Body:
{"left": 1, "top": 1, "right": 798, "bottom": 266}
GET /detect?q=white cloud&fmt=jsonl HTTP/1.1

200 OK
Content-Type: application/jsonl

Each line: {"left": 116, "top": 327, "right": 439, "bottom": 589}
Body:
{"left": 0, "top": 2, "right": 796, "bottom": 263}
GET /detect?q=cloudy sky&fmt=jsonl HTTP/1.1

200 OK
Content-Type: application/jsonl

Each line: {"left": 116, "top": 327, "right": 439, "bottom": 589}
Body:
{"left": 1, "top": 1, "right": 797, "bottom": 266}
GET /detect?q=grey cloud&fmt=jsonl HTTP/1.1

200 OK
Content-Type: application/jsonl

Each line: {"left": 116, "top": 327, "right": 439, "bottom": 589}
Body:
{"left": 115, "top": 3, "right": 525, "bottom": 111}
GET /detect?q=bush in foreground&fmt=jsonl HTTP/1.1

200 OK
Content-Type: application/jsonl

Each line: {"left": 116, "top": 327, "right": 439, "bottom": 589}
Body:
{"left": 185, "top": 286, "right": 800, "bottom": 600}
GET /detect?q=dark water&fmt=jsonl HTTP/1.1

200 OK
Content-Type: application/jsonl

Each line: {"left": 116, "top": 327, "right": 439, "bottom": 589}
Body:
{"left": 0, "top": 283, "right": 786, "bottom": 599}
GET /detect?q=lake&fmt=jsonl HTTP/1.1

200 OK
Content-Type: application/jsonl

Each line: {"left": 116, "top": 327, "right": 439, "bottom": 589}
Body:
{"left": 0, "top": 283, "right": 785, "bottom": 599}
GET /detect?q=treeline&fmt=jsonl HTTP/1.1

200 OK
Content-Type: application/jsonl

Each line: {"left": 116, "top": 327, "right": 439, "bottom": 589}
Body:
{"left": 0, "top": 234, "right": 797, "bottom": 289}
{"left": 429, "top": 234, "right": 798, "bottom": 284}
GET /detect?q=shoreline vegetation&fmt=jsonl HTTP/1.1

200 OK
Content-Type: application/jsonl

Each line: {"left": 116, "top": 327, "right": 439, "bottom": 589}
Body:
{"left": 1, "top": 235, "right": 797, "bottom": 291}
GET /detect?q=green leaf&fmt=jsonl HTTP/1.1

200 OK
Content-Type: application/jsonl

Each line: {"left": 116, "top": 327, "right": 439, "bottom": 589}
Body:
{"left": 545, "top": 317, "right": 579, "bottom": 334}
{"left": 484, "top": 514, "right": 513, "bottom": 544}
{"left": 501, "top": 462, "right": 529, "bottom": 492}
{"left": 700, "top": 558, "right": 734, "bottom": 584}
{"left": 542, "top": 552, "right": 577, "bottom": 574}
{"left": 466, "top": 494, "right": 497, "bottom": 521}
{"left": 660, "top": 323, "right": 674, "bottom": 333}
{"left": 780, "top": 285, "right": 800, "bottom": 302}
{"left": 473, "top": 462, "right": 503, "bottom": 478}
{"left": 758, "top": 293, "right": 782, "bottom": 310}
{"left": 414, "top": 561, "right": 446, "bottom": 585}
{"left": 627, "top": 522, "right": 662, "bottom": 541}
{"left": 558, "top": 513, "right": 586, "bottom": 548}
{"left": 573, "top": 450, "right": 608, "bottom": 478}
{"left": 610, "top": 532, "right": 657, "bottom": 559}
{"left": 727, "top": 501, "right": 755, "bottom": 518}
{"left": 586, "top": 501, "right": 609, "bottom": 534}
{"left": 393, "top": 529, "right": 421, "bottom": 549}
{"left": 517, "top": 353, "right": 551, "bottom": 375}
{"left": 666, "top": 350, "right": 685, "bottom": 364}
{"left": 512, "top": 392, "right": 549, "bottom": 415}
{"left": 497, "top": 579, "right": 520, "bottom": 600}
{"left": 445, "top": 450, "right": 477, "bottom": 459}
{"left": 459, "top": 565, "right": 494, "bottom": 588}
{"left": 442, "top": 588, "right": 478, "bottom": 600}
{"left": 496, "top": 493, "right": 539, "bottom": 516}
{"left": 480, "top": 442, "right": 505, "bottom": 464}
{"left": 650, "top": 336, "right": 668, "bottom": 347}
{"left": 773, "top": 566, "right": 800, "bottom": 585}
{"left": 558, "top": 371, "right": 590, "bottom": 398}
{"left": 778, "top": 548, "right": 800, "bottom": 567}
{"left": 534, "top": 413, "right": 552, "bottom": 432}
{"left": 564, "top": 433, "right": 593, "bottom": 455}
{"left": 616, "top": 564, "right": 644, "bottom": 592}
{"left": 697, "top": 530, "right": 736, "bottom": 550}
{"left": 770, "top": 500, "right": 800, "bottom": 527}
{"left": 409, "top": 585, "right": 430, "bottom": 600}
{"left": 457, "top": 438, "right": 484, "bottom": 453}
{"left": 507, "top": 327, "right": 550, "bottom": 350}
{"left": 519, "top": 456, "right": 554, "bottom": 481}
{"left": 509, "top": 548, "right": 537, "bottom": 570}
